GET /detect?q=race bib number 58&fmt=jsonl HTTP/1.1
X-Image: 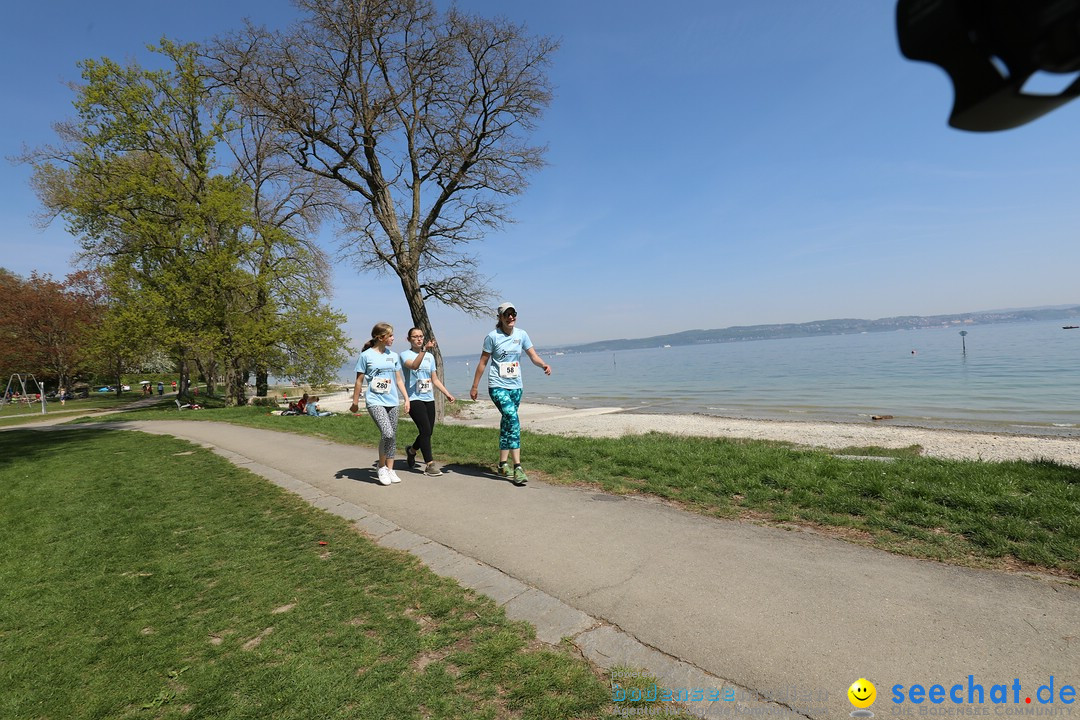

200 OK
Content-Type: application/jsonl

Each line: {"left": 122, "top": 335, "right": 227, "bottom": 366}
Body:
{"left": 498, "top": 361, "right": 520, "bottom": 380}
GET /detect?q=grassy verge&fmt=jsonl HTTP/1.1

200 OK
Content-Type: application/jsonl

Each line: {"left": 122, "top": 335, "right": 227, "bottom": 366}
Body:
{"left": 0, "top": 428, "right": 620, "bottom": 720}
{"left": 0, "top": 411, "right": 64, "bottom": 428}
{"left": 76, "top": 403, "right": 1080, "bottom": 578}
{"left": 2, "top": 392, "right": 139, "bottom": 413}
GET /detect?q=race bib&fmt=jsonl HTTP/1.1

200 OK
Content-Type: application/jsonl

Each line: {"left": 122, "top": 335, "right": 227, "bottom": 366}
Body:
{"left": 498, "top": 361, "right": 520, "bottom": 380}
{"left": 418, "top": 378, "right": 432, "bottom": 394}
{"left": 371, "top": 377, "right": 392, "bottom": 394}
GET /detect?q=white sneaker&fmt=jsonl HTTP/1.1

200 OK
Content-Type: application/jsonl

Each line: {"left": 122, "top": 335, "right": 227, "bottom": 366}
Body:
{"left": 388, "top": 468, "right": 402, "bottom": 484}
{"left": 377, "top": 466, "right": 392, "bottom": 486}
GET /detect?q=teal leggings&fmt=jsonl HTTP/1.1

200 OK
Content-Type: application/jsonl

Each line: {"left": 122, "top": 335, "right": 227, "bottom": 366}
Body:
{"left": 488, "top": 387, "right": 523, "bottom": 450}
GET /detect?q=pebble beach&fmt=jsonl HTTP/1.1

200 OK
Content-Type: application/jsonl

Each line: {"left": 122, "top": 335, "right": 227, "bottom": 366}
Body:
{"left": 444, "top": 401, "right": 1080, "bottom": 468}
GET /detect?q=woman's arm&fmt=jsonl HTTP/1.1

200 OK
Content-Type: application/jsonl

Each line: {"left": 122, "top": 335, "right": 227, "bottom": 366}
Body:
{"left": 349, "top": 372, "right": 363, "bottom": 413}
{"left": 431, "top": 371, "right": 455, "bottom": 403}
{"left": 396, "top": 371, "right": 410, "bottom": 413}
{"left": 469, "top": 351, "right": 492, "bottom": 400}
{"left": 525, "top": 347, "right": 552, "bottom": 375}
{"left": 403, "top": 340, "right": 436, "bottom": 369}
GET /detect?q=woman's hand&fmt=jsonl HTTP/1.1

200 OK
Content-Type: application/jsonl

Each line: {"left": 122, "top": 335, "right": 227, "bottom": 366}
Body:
{"left": 349, "top": 403, "right": 359, "bottom": 414}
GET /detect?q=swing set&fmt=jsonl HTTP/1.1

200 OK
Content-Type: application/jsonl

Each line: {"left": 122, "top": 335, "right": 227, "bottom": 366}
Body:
{"left": 0, "top": 374, "right": 48, "bottom": 415}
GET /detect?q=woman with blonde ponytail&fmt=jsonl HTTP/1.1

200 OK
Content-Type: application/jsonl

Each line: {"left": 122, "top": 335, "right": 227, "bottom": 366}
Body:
{"left": 350, "top": 322, "right": 410, "bottom": 486}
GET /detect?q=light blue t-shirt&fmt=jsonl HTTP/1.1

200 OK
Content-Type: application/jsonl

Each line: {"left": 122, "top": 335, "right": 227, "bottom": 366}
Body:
{"left": 355, "top": 347, "right": 402, "bottom": 407}
{"left": 483, "top": 328, "right": 533, "bottom": 390}
{"left": 400, "top": 349, "right": 435, "bottom": 402}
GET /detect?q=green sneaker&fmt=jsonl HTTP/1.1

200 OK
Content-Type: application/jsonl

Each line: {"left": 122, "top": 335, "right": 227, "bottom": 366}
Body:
{"left": 498, "top": 462, "right": 511, "bottom": 478}
{"left": 512, "top": 465, "right": 528, "bottom": 486}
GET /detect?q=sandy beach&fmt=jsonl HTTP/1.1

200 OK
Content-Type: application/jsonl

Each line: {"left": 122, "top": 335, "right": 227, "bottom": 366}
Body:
{"left": 443, "top": 400, "right": 1080, "bottom": 468}
{"left": 313, "top": 389, "right": 1080, "bottom": 467}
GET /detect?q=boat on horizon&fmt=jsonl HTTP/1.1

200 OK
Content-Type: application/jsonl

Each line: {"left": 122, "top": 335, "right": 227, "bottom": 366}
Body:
{"left": 1064, "top": 325, "right": 1078, "bottom": 330}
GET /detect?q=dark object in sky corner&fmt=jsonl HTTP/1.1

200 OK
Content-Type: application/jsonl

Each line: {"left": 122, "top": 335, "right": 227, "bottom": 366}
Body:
{"left": 897, "top": 0, "right": 1080, "bottom": 131}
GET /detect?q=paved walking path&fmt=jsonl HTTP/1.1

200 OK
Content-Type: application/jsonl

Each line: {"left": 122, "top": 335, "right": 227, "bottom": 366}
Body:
{"left": 15, "top": 415, "right": 1080, "bottom": 719}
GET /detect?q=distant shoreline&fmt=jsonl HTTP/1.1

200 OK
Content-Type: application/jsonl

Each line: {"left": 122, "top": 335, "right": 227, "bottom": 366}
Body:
{"left": 541, "top": 305, "right": 1080, "bottom": 354}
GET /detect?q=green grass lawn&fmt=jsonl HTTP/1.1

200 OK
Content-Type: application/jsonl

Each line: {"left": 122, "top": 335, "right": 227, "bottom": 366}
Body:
{"left": 0, "top": 391, "right": 181, "bottom": 428}
{"left": 0, "top": 428, "right": 621, "bottom": 720}
{"left": 78, "top": 402, "right": 1080, "bottom": 578}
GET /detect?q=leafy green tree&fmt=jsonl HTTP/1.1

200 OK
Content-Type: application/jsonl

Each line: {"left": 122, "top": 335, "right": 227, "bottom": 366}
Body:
{"left": 223, "top": 96, "right": 346, "bottom": 396}
{"left": 85, "top": 271, "right": 166, "bottom": 397}
{"left": 28, "top": 40, "right": 350, "bottom": 405}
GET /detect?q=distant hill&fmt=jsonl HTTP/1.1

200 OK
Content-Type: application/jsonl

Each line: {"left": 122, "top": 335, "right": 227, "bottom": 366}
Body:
{"left": 549, "top": 306, "right": 1080, "bottom": 354}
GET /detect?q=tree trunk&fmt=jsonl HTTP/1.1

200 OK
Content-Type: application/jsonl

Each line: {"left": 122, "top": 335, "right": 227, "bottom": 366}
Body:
{"left": 197, "top": 357, "right": 218, "bottom": 397}
{"left": 177, "top": 351, "right": 189, "bottom": 398}
{"left": 256, "top": 367, "right": 268, "bottom": 397}
{"left": 226, "top": 356, "right": 247, "bottom": 406}
{"left": 194, "top": 358, "right": 208, "bottom": 397}
{"left": 114, "top": 356, "right": 123, "bottom": 398}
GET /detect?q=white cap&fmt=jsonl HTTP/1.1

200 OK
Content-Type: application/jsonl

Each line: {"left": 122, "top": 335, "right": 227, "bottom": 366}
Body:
{"left": 496, "top": 301, "right": 517, "bottom": 317}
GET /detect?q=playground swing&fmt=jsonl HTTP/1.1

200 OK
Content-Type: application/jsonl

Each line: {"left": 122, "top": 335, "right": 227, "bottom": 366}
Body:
{"left": 1, "top": 374, "right": 48, "bottom": 415}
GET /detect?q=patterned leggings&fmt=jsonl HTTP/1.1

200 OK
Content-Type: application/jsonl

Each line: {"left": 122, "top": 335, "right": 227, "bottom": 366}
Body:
{"left": 488, "top": 387, "right": 523, "bottom": 450}
{"left": 367, "top": 404, "right": 399, "bottom": 458}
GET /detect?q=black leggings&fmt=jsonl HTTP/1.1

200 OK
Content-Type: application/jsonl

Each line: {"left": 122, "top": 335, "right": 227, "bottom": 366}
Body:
{"left": 407, "top": 400, "right": 437, "bottom": 462}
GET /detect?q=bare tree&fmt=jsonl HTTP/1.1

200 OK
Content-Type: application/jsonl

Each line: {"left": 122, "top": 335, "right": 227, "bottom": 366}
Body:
{"left": 210, "top": 0, "right": 557, "bottom": 380}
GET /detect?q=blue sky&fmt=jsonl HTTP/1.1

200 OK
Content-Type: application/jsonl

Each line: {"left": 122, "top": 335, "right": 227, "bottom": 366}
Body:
{"left": 5, "top": 1, "right": 1080, "bottom": 357}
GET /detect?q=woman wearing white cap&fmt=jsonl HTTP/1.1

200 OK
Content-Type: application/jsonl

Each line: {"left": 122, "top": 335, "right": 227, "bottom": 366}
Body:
{"left": 469, "top": 301, "right": 551, "bottom": 485}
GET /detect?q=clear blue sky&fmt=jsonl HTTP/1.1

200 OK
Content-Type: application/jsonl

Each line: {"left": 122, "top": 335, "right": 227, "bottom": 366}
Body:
{"left": 5, "top": 1, "right": 1080, "bottom": 357}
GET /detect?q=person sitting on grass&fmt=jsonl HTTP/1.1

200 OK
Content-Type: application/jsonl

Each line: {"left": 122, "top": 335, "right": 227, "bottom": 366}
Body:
{"left": 306, "top": 396, "right": 333, "bottom": 417}
{"left": 288, "top": 393, "right": 309, "bottom": 413}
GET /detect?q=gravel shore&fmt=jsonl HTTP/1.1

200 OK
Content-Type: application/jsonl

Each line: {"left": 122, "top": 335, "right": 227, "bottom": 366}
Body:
{"left": 316, "top": 389, "right": 1080, "bottom": 467}
{"left": 446, "top": 401, "right": 1080, "bottom": 467}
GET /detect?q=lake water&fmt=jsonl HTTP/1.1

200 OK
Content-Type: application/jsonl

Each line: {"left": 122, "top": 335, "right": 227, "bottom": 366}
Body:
{"left": 434, "top": 319, "right": 1080, "bottom": 437}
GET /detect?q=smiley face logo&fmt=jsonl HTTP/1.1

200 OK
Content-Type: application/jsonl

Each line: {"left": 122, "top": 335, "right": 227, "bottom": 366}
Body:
{"left": 848, "top": 678, "right": 877, "bottom": 709}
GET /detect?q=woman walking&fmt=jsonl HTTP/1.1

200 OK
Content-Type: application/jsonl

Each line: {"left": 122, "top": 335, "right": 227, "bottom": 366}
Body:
{"left": 401, "top": 328, "right": 456, "bottom": 476}
{"left": 350, "top": 323, "right": 410, "bottom": 486}
{"left": 469, "top": 302, "right": 551, "bottom": 486}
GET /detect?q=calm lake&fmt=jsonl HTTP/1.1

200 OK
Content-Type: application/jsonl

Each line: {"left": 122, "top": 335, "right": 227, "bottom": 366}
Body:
{"left": 436, "top": 319, "right": 1080, "bottom": 436}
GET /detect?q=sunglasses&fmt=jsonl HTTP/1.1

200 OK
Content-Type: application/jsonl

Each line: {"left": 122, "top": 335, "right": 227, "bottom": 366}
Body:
{"left": 503, "top": 311, "right": 517, "bottom": 319}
